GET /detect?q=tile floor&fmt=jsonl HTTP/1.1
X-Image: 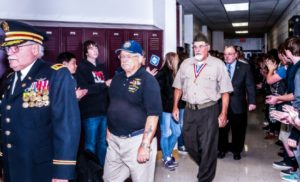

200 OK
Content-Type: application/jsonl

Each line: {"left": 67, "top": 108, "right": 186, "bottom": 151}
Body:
{"left": 154, "top": 94, "right": 285, "bottom": 182}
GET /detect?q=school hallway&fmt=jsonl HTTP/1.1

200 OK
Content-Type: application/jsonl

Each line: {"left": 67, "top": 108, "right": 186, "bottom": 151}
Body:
{"left": 154, "top": 93, "right": 283, "bottom": 182}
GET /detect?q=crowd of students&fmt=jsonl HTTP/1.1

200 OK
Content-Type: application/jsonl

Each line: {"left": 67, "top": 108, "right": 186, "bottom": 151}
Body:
{"left": 250, "top": 37, "right": 300, "bottom": 182}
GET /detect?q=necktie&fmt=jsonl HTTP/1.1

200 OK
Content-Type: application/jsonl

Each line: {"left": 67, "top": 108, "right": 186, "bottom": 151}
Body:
{"left": 13, "top": 71, "right": 22, "bottom": 95}
{"left": 227, "top": 64, "right": 231, "bottom": 79}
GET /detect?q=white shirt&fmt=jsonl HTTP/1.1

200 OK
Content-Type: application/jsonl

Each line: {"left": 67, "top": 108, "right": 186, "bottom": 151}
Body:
{"left": 11, "top": 60, "right": 36, "bottom": 94}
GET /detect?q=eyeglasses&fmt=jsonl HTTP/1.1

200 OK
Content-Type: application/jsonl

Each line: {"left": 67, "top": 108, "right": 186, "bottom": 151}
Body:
{"left": 224, "top": 52, "right": 236, "bottom": 56}
{"left": 193, "top": 44, "right": 208, "bottom": 50}
{"left": 118, "top": 54, "right": 139, "bottom": 60}
{"left": 5, "top": 44, "right": 34, "bottom": 53}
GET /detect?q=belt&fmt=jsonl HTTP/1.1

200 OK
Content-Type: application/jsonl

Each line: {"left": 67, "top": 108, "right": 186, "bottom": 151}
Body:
{"left": 117, "top": 129, "right": 144, "bottom": 139}
{"left": 186, "top": 101, "right": 216, "bottom": 110}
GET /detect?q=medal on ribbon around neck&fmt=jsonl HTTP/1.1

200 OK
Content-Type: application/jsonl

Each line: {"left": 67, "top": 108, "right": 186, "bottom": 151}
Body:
{"left": 193, "top": 63, "right": 206, "bottom": 83}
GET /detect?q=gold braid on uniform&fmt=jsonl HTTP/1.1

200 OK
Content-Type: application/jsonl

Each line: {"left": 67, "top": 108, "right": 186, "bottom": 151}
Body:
{"left": 52, "top": 159, "right": 76, "bottom": 165}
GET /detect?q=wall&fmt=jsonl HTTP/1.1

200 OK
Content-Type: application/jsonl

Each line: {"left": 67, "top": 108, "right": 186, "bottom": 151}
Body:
{"left": 0, "top": 0, "right": 177, "bottom": 58}
{"left": 178, "top": 5, "right": 184, "bottom": 47}
{"left": 183, "top": 14, "right": 202, "bottom": 44}
{"left": 0, "top": 0, "right": 154, "bottom": 25}
{"left": 269, "top": 0, "right": 300, "bottom": 49}
{"left": 206, "top": 27, "right": 212, "bottom": 45}
{"left": 184, "top": 15, "right": 194, "bottom": 45}
{"left": 184, "top": 15, "right": 193, "bottom": 57}
{"left": 193, "top": 16, "right": 202, "bottom": 39}
{"left": 153, "top": 0, "right": 177, "bottom": 54}
{"left": 212, "top": 31, "right": 224, "bottom": 52}
{"left": 183, "top": 14, "right": 204, "bottom": 57}
{"left": 224, "top": 38, "right": 264, "bottom": 51}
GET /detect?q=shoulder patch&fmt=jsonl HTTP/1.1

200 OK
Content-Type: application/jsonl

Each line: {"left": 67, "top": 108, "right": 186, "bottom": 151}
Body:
{"left": 51, "top": 64, "right": 64, "bottom": 71}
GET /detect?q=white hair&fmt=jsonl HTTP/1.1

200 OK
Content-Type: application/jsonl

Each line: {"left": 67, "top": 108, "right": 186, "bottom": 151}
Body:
{"left": 37, "top": 44, "right": 44, "bottom": 58}
{"left": 137, "top": 54, "right": 143, "bottom": 64}
{"left": 27, "top": 41, "right": 44, "bottom": 58}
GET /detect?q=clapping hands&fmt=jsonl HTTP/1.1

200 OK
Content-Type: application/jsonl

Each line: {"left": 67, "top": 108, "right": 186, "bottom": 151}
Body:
{"left": 270, "top": 105, "right": 300, "bottom": 127}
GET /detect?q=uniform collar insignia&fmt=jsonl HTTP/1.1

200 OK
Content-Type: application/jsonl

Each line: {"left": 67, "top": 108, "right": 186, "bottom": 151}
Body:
{"left": 1, "top": 21, "right": 9, "bottom": 32}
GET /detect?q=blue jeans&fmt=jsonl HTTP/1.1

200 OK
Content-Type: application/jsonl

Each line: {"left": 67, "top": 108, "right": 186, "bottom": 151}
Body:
{"left": 177, "top": 109, "right": 185, "bottom": 148}
{"left": 160, "top": 112, "right": 181, "bottom": 160}
{"left": 83, "top": 116, "right": 107, "bottom": 167}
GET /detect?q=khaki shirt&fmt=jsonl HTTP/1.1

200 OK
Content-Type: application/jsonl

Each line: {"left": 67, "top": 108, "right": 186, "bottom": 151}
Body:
{"left": 173, "top": 55, "right": 233, "bottom": 104}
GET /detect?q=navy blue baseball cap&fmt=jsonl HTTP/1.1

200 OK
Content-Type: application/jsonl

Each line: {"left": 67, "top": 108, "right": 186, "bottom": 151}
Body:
{"left": 115, "top": 40, "right": 143, "bottom": 56}
{"left": 0, "top": 20, "right": 48, "bottom": 47}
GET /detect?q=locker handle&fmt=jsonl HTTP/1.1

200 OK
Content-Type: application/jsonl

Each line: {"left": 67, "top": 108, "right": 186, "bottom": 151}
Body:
{"left": 46, "top": 31, "right": 52, "bottom": 35}
{"left": 93, "top": 32, "right": 98, "bottom": 35}
{"left": 70, "top": 31, "right": 76, "bottom": 35}
{"left": 133, "top": 33, "right": 139, "bottom": 36}
{"left": 152, "top": 34, "right": 157, "bottom": 37}
{"left": 113, "top": 33, "right": 119, "bottom": 36}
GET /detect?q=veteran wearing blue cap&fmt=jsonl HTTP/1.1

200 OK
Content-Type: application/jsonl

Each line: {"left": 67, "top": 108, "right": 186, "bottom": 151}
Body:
{"left": 0, "top": 20, "right": 81, "bottom": 182}
{"left": 103, "top": 40, "right": 162, "bottom": 182}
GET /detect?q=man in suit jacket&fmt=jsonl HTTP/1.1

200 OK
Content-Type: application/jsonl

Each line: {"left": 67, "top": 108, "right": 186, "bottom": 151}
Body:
{"left": 0, "top": 20, "right": 80, "bottom": 182}
{"left": 218, "top": 45, "right": 256, "bottom": 160}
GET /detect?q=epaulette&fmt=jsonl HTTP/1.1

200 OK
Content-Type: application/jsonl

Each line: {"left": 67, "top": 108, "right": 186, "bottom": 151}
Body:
{"left": 51, "top": 64, "right": 64, "bottom": 71}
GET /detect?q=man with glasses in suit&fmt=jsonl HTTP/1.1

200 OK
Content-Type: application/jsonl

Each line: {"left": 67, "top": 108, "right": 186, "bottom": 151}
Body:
{"left": 218, "top": 45, "right": 256, "bottom": 160}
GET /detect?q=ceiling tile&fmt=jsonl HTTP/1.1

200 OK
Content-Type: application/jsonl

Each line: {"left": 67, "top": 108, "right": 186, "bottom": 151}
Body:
{"left": 178, "top": 0, "right": 292, "bottom": 38}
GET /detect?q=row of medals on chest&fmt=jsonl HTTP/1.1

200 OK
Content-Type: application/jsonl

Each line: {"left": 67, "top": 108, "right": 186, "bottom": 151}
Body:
{"left": 22, "top": 81, "right": 50, "bottom": 108}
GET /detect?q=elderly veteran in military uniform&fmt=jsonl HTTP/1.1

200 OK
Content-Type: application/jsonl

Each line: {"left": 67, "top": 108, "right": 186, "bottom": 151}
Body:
{"left": 172, "top": 33, "right": 233, "bottom": 182}
{"left": 103, "top": 40, "right": 162, "bottom": 182}
{"left": 0, "top": 20, "right": 80, "bottom": 182}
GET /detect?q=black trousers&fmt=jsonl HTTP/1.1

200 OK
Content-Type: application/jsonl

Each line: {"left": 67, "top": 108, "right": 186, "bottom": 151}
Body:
{"left": 183, "top": 104, "right": 219, "bottom": 182}
{"left": 218, "top": 109, "right": 247, "bottom": 154}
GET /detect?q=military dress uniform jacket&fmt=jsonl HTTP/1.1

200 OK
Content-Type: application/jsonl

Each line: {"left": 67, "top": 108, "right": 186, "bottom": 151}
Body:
{"left": 0, "top": 59, "right": 81, "bottom": 182}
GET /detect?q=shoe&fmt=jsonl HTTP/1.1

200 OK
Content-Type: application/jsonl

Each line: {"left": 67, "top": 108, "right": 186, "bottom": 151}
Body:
{"left": 278, "top": 152, "right": 285, "bottom": 158}
{"left": 262, "top": 125, "right": 269, "bottom": 131}
{"left": 233, "top": 154, "right": 241, "bottom": 160}
{"left": 264, "top": 132, "right": 277, "bottom": 139}
{"left": 275, "top": 140, "right": 283, "bottom": 146}
{"left": 171, "top": 156, "right": 179, "bottom": 167}
{"left": 178, "top": 146, "right": 188, "bottom": 155}
{"left": 272, "top": 160, "right": 292, "bottom": 170}
{"left": 281, "top": 173, "right": 299, "bottom": 182}
{"left": 280, "top": 168, "right": 297, "bottom": 177}
{"left": 217, "top": 151, "right": 226, "bottom": 159}
{"left": 163, "top": 158, "right": 176, "bottom": 171}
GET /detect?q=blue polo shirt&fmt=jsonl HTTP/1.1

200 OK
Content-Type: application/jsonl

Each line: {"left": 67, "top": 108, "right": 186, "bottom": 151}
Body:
{"left": 276, "top": 66, "right": 287, "bottom": 79}
{"left": 107, "top": 67, "right": 162, "bottom": 136}
{"left": 287, "top": 61, "right": 300, "bottom": 94}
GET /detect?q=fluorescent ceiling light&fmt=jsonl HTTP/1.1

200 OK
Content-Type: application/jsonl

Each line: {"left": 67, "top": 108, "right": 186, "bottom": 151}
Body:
{"left": 224, "top": 3, "right": 249, "bottom": 12}
{"left": 232, "top": 22, "right": 248, "bottom": 27}
{"left": 235, "top": 30, "right": 248, "bottom": 34}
